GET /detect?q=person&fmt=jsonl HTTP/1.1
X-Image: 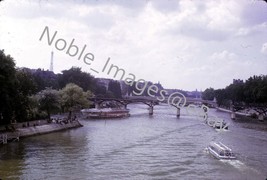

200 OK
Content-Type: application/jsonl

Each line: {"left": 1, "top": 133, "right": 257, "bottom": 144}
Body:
{"left": 11, "top": 125, "right": 16, "bottom": 132}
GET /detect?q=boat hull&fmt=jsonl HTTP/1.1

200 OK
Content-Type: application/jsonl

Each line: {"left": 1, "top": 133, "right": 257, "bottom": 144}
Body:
{"left": 81, "top": 108, "right": 130, "bottom": 119}
{"left": 208, "top": 147, "right": 236, "bottom": 160}
{"left": 207, "top": 142, "right": 236, "bottom": 160}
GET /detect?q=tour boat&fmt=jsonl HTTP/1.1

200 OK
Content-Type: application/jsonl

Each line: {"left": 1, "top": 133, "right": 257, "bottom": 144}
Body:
{"left": 81, "top": 108, "right": 130, "bottom": 119}
{"left": 207, "top": 142, "right": 236, "bottom": 160}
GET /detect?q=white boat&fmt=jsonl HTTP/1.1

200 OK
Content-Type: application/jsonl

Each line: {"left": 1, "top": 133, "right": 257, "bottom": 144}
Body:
{"left": 81, "top": 108, "right": 130, "bottom": 119}
{"left": 207, "top": 142, "right": 236, "bottom": 160}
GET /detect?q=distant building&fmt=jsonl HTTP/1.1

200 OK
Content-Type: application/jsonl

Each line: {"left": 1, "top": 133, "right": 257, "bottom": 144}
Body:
{"left": 187, "top": 89, "right": 202, "bottom": 99}
{"left": 164, "top": 89, "right": 187, "bottom": 97}
{"left": 154, "top": 81, "right": 164, "bottom": 91}
{"left": 95, "top": 78, "right": 112, "bottom": 89}
{"left": 233, "top": 79, "right": 243, "bottom": 84}
{"left": 119, "top": 80, "right": 128, "bottom": 96}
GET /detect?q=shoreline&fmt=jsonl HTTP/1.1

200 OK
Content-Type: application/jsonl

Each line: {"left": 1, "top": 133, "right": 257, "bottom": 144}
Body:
{"left": 216, "top": 107, "right": 267, "bottom": 125}
{"left": 0, "top": 120, "right": 83, "bottom": 144}
{"left": 216, "top": 107, "right": 249, "bottom": 116}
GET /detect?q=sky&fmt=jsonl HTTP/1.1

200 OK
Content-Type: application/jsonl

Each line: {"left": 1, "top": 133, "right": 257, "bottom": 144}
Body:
{"left": 0, "top": 0, "right": 267, "bottom": 91}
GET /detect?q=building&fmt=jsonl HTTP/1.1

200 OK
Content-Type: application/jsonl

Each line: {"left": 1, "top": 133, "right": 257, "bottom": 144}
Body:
{"left": 95, "top": 78, "right": 112, "bottom": 89}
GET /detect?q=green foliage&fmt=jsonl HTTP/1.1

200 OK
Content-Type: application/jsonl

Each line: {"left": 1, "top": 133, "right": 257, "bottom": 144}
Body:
{"left": 58, "top": 67, "right": 96, "bottom": 92}
{"left": 28, "top": 95, "right": 47, "bottom": 120}
{"left": 243, "top": 76, "right": 267, "bottom": 104}
{"left": 0, "top": 51, "right": 41, "bottom": 124}
{"left": 0, "top": 50, "right": 17, "bottom": 125}
{"left": 95, "top": 85, "right": 107, "bottom": 96}
{"left": 0, "top": 51, "right": 96, "bottom": 125}
{"left": 108, "top": 80, "right": 122, "bottom": 98}
{"left": 60, "top": 83, "right": 92, "bottom": 118}
{"left": 225, "top": 83, "right": 244, "bottom": 103}
{"left": 215, "top": 89, "right": 234, "bottom": 107}
{"left": 37, "top": 87, "right": 60, "bottom": 120}
{"left": 31, "top": 68, "right": 59, "bottom": 91}
{"left": 202, "top": 88, "right": 215, "bottom": 101}
{"left": 16, "top": 69, "right": 37, "bottom": 95}
{"left": 214, "top": 75, "right": 267, "bottom": 107}
{"left": 13, "top": 69, "right": 38, "bottom": 123}
{"left": 106, "top": 90, "right": 115, "bottom": 98}
{"left": 126, "top": 81, "right": 135, "bottom": 96}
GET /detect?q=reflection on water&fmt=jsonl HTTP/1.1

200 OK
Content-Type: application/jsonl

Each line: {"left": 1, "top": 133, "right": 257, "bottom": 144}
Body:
{"left": 0, "top": 104, "right": 266, "bottom": 179}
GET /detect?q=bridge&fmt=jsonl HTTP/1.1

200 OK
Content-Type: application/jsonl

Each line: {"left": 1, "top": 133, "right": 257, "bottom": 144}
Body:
{"left": 161, "top": 96, "right": 217, "bottom": 107}
{"left": 89, "top": 96, "right": 158, "bottom": 116}
{"left": 89, "top": 96, "right": 216, "bottom": 117}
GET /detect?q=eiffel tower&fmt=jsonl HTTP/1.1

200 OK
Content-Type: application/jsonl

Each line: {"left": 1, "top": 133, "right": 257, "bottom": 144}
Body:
{"left": 49, "top": 51, "right": 54, "bottom": 72}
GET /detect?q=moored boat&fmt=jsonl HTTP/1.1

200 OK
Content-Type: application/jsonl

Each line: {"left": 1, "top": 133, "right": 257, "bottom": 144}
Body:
{"left": 81, "top": 108, "right": 130, "bottom": 119}
{"left": 207, "top": 142, "right": 236, "bottom": 160}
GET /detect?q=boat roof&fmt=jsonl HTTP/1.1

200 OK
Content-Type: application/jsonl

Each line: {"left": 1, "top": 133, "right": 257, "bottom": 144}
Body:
{"left": 81, "top": 108, "right": 129, "bottom": 113}
{"left": 209, "top": 142, "right": 232, "bottom": 151}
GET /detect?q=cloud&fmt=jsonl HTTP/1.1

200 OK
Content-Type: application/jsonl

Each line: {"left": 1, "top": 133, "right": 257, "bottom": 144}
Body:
{"left": 0, "top": 0, "right": 266, "bottom": 91}
{"left": 241, "top": 0, "right": 267, "bottom": 26}
{"left": 78, "top": 8, "right": 115, "bottom": 30}
{"left": 150, "top": 0, "right": 180, "bottom": 13}
{"left": 160, "top": 0, "right": 241, "bottom": 41}
{"left": 211, "top": 50, "right": 237, "bottom": 60}
{"left": 1, "top": 0, "right": 67, "bottom": 19}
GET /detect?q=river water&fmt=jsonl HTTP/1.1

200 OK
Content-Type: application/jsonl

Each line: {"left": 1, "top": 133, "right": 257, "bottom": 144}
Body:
{"left": 0, "top": 104, "right": 267, "bottom": 179}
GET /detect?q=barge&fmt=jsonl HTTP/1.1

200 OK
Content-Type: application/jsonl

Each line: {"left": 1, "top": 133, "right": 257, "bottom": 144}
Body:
{"left": 81, "top": 108, "right": 130, "bottom": 119}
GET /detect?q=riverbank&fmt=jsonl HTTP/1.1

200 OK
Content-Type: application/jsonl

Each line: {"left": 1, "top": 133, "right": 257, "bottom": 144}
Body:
{"left": 216, "top": 107, "right": 256, "bottom": 120}
{"left": 216, "top": 107, "right": 249, "bottom": 116}
{"left": 216, "top": 106, "right": 267, "bottom": 130}
{"left": 216, "top": 107, "right": 267, "bottom": 119}
{"left": 0, "top": 120, "right": 83, "bottom": 144}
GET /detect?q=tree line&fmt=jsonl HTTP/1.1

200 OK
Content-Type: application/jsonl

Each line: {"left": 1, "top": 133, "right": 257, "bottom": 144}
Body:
{"left": 202, "top": 76, "right": 267, "bottom": 108}
{"left": 0, "top": 49, "right": 197, "bottom": 126}
{"left": 0, "top": 50, "right": 123, "bottom": 126}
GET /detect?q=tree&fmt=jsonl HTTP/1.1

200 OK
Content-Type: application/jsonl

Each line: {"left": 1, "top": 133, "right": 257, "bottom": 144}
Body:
{"left": 215, "top": 89, "right": 230, "bottom": 107}
{"left": 94, "top": 85, "right": 107, "bottom": 97}
{"left": 60, "top": 83, "right": 91, "bottom": 119}
{"left": 212, "top": 75, "right": 267, "bottom": 108}
{"left": 0, "top": 50, "right": 17, "bottom": 125}
{"left": 31, "top": 68, "right": 59, "bottom": 91}
{"left": 126, "top": 81, "right": 135, "bottom": 96}
{"left": 58, "top": 67, "right": 96, "bottom": 92}
{"left": 225, "top": 83, "right": 244, "bottom": 104}
{"left": 16, "top": 69, "right": 37, "bottom": 95}
{"left": 108, "top": 80, "right": 122, "bottom": 98}
{"left": 202, "top": 88, "right": 215, "bottom": 101}
{"left": 243, "top": 75, "right": 267, "bottom": 104}
{"left": 37, "top": 87, "right": 60, "bottom": 120}
{"left": 0, "top": 51, "right": 42, "bottom": 124}
{"left": 12, "top": 69, "right": 38, "bottom": 122}
{"left": 28, "top": 95, "right": 47, "bottom": 120}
